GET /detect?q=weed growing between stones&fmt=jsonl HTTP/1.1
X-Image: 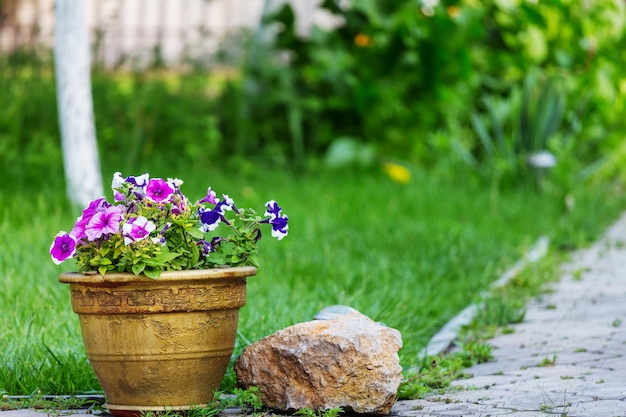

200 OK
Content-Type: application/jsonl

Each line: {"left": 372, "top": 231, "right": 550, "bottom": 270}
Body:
{"left": 0, "top": 391, "right": 103, "bottom": 413}
{"left": 294, "top": 406, "right": 344, "bottom": 417}
{"left": 139, "top": 387, "right": 265, "bottom": 417}
{"left": 398, "top": 255, "right": 562, "bottom": 400}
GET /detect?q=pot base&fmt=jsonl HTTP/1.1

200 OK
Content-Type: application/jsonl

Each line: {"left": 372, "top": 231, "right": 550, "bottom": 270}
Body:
{"left": 104, "top": 402, "right": 209, "bottom": 417}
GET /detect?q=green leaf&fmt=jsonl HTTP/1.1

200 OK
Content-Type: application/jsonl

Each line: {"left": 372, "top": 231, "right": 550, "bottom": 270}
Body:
{"left": 191, "top": 243, "right": 200, "bottom": 268}
{"left": 207, "top": 254, "right": 227, "bottom": 265}
{"left": 186, "top": 228, "right": 205, "bottom": 240}
{"left": 98, "top": 266, "right": 107, "bottom": 276}
{"left": 159, "top": 252, "right": 181, "bottom": 263}
{"left": 143, "top": 269, "right": 161, "bottom": 279}
{"left": 132, "top": 263, "right": 146, "bottom": 275}
{"left": 247, "top": 255, "right": 260, "bottom": 268}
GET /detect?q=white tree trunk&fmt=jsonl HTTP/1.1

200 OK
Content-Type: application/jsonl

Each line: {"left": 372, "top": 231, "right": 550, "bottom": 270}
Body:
{"left": 54, "top": 0, "right": 103, "bottom": 208}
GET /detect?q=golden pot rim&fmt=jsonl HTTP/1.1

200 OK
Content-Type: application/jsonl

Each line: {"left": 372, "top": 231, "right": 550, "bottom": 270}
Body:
{"left": 59, "top": 266, "right": 257, "bottom": 284}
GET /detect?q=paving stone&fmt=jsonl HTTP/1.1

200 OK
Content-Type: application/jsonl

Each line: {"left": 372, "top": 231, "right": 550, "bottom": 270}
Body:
{"left": 563, "top": 400, "right": 626, "bottom": 417}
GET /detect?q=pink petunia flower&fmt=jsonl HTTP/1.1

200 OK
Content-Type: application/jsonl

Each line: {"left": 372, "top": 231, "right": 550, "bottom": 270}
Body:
{"left": 85, "top": 205, "right": 124, "bottom": 241}
{"left": 145, "top": 178, "right": 175, "bottom": 203}
{"left": 122, "top": 216, "right": 157, "bottom": 245}
{"left": 71, "top": 197, "right": 110, "bottom": 241}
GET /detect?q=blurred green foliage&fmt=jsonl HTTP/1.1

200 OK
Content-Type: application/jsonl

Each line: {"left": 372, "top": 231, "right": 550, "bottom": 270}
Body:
{"left": 1, "top": 0, "right": 626, "bottom": 189}
{"left": 92, "top": 69, "right": 223, "bottom": 173}
{"left": 0, "top": 51, "right": 61, "bottom": 186}
{"left": 219, "top": 0, "right": 626, "bottom": 184}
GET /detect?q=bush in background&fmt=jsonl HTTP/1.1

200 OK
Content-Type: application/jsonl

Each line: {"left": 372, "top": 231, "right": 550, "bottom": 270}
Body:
{"left": 216, "top": 0, "right": 626, "bottom": 187}
{"left": 2, "top": 0, "right": 626, "bottom": 191}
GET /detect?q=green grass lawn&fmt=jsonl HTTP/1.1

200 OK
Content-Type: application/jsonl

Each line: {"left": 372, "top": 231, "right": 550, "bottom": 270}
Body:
{"left": 1, "top": 165, "right": 624, "bottom": 396}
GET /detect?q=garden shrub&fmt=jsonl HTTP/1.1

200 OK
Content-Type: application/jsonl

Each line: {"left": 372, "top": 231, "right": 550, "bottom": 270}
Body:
{"left": 2, "top": 0, "right": 626, "bottom": 190}
{"left": 215, "top": 0, "right": 626, "bottom": 187}
{"left": 216, "top": 0, "right": 483, "bottom": 168}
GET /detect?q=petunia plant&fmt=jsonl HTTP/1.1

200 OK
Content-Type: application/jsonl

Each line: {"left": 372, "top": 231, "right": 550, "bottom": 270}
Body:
{"left": 50, "top": 172, "right": 288, "bottom": 278}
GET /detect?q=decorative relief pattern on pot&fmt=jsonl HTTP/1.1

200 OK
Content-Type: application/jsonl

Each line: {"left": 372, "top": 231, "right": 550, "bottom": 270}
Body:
{"left": 69, "top": 283, "right": 246, "bottom": 314}
{"left": 72, "top": 290, "right": 95, "bottom": 306}
{"left": 151, "top": 310, "right": 238, "bottom": 341}
{"left": 96, "top": 292, "right": 123, "bottom": 307}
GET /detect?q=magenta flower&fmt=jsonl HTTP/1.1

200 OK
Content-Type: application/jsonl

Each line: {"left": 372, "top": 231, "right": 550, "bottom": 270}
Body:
{"left": 145, "top": 178, "right": 175, "bottom": 203}
{"left": 71, "top": 197, "right": 111, "bottom": 241}
{"left": 122, "top": 216, "right": 156, "bottom": 245}
{"left": 50, "top": 232, "right": 76, "bottom": 265}
{"left": 85, "top": 205, "right": 124, "bottom": 241}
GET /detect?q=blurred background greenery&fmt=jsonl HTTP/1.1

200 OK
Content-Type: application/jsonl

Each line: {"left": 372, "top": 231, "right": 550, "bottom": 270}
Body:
{"left": 2, "top": 0, "right": 626, "bottom": 396}
{"left": 2, "top": 0, "right": 626, "bottom": 187}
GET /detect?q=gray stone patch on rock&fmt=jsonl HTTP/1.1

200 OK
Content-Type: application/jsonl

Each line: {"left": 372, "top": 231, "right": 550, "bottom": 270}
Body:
{"left": 234, "top": 311, "right": 403, "bottom": 415}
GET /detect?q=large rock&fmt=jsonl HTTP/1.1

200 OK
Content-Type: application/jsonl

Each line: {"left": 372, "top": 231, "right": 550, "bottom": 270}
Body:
{"left": 234, "top": 311, "right": 402, "bottom": 414}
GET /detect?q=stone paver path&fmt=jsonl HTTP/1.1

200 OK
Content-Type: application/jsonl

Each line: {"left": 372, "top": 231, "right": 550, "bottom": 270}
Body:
{"left": 3, "top": 213, "right": 626, "bottom": 417}
{"left": 391, "top": 212, "right": 626, "bottom": 416}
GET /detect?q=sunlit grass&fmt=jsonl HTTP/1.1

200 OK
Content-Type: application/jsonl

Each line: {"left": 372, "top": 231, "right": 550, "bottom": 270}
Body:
{"left": 0, "top": 192, "right": 99, "bottom": 394}
{"left": 1, "top": 166, "right": 624, "bottom": 395}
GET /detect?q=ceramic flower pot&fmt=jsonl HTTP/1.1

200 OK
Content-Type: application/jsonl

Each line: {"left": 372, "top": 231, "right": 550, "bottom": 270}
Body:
{"left": 59, "top": 266, "right": 257, "bottom": 417}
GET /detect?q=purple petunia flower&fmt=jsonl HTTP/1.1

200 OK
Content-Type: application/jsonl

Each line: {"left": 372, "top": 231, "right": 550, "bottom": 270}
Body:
{"left": 198, "top": 237, "right": 224, "bottom": 256}
{"left": 262, "top": 200, "right": 289, "bottom": 240}
{"left": 145, "top": 178, "right": 175, "bottom": 203}
{"left": 116, "top": 173, "right": 150, "bottom": 199}
{"left": 171, "top": 197, "right": 187, "bottom": 215}
{"left": 198, "top": 187, "right": 218, "bottom": 205}
{"left": 264, "top": 200, "right": 282, "bottom": 219}
{"left": 126, "top": 173, "right": 149, "bottom": 188}
{"left": 199, "top": 193, "right": 233, "bottom": 212}
{"left": 198, "top": 207, "right": 222, "bottom": 232}
{"left": 50, "top": 232, "right": 77, "bottom": 265}
{"left": 85, "top": 205, "right": 124, "bottom": 241}
{"left": 83, "top": 197, "right": 110, "bottom": 218}
{"left": 122, "top": 216, "right": 156, "bottom": 245}
{"left": 198, "top": 195, "right": 235, "bottom": 232}
{"left": 216, "top": 195, "right": 235, "bottom": 214}
{"left": 269, "top": 216, "right": 289, "bottom": 240}
{"left": 150, "top": 222, "right": 170, "bottom": 246}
